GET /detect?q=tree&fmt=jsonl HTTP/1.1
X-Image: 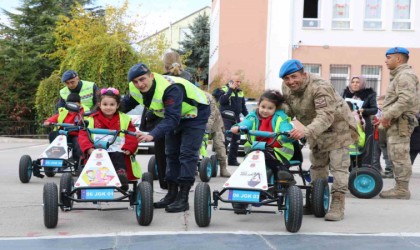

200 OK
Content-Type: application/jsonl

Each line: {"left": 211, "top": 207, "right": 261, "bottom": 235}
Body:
{"left": 177, "top": 14, "right": 210, "bottom": 86}
{"left": 0, "top": 0, "right": 93, "bottom": 125}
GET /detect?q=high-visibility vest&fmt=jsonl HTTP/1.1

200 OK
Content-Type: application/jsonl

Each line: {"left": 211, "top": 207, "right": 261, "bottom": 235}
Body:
{"left": 349, "top": 123, "right": 366, "bottom": 156}
{"left": 60, "top": 81, "right": 95, "bottom": 110}
{"left": 128, "top": 73, "right": 208, "bottom": 118}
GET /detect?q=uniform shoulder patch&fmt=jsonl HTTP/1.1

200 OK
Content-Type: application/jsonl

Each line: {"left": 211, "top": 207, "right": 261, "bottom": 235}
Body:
{"left": 314, "top": 96, "right": 327, "bottom": 108}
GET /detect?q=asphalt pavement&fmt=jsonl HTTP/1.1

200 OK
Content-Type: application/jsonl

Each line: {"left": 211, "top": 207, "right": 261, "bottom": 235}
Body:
{"left": 2, "top": 137, "right": 420, "bottom": 249}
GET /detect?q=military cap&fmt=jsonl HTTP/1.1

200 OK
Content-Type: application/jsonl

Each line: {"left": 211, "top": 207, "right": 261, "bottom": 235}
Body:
{"left": 61, "top": 70, "right": 78, "bottom": 82}
{"left": 279, "top": 59, "right": 304, "bottom": 78}
{"left": 385, "top": 47, "right": 409, "bottom": 56}
{"left": 127, "top": 63, "right": 150, "bottom": 82}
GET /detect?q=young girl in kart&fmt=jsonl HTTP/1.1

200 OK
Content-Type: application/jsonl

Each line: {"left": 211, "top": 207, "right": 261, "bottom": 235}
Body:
{"left": 78, "top": 88, "right": 140, "bottom": 189}
{"left": 230, "top": 89, "right": 295, "bottom": 179}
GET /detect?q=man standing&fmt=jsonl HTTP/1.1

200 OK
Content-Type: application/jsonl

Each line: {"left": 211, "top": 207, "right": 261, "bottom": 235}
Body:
{"left": 122, "top": 63, "right": 210, "bottom": 213}
{"left": 279, "top": 59, "right": 358, "bottom": 221}
{"left": 379, "top": 47, "right": 420, "bottom": 200}
{"left": 213, "top": 74, "right": 248, "bottom": 166}
{"left": 57, "top": 70, "right": 98, "bottom": 111}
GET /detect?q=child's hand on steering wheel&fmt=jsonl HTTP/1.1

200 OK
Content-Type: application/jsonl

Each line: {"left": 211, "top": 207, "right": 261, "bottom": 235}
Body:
{"left": 230, "top": 126, "right": 240, "bottom": 134}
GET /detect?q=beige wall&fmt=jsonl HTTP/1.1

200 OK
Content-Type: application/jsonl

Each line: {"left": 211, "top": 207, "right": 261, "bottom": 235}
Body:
{"left": 210, "top": 0, "right": 268, "bottom": 97}
{"left": 293, "top": 46, "right": 420, "bottom": 96}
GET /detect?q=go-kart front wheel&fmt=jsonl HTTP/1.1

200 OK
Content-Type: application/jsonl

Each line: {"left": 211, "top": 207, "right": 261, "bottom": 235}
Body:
{"left": 43, "top": 182, "right": 59, "bottom": 228}
{"left": 194, "top": 182, "right": 212, "bottom": 227}
{"left": 199, "top": 157, "right": 212, "bottom": 182}
{"left": 135, "top": 182, "right": 153, "bottom": 226}
{"left": 147, "top": 155, "right": 158, "bottom": 180}
{"left": 210, "top": 155, "right": 218, "bottom": 177}
{"left": 284, "top": 185, "right": 303, "bottom": 233}
{"left": 349, "top": 167, "right": 383, "bottom": 199}
{"left": 19, "top": 155, "right": 32, "bottom": 183}
{"left": 311, "top": 179, "right": 330, "bottom": 217}
{"left": 59, "top": 173, "right": 74, "bottom": 210}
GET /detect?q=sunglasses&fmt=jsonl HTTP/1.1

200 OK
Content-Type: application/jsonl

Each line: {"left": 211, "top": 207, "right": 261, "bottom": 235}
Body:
{"left": 101, "top": 87, "right": 119, "bottom": 95}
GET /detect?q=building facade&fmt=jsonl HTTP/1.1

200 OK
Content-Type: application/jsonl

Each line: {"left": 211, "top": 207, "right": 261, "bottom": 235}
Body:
{"left": 210, "top": 0, "right": 420, "bottom": 96}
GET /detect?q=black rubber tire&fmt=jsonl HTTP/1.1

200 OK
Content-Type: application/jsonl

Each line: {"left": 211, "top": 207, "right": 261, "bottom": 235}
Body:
{"left": 147, "top": 155, "right": 158, "bottom": 180}
{"left": 349, "top": 167, "right": 383, "bottom": 199}
{"left": 194, "top": 182, "right": 212, "bottom": 227}
{"left": 44, "top": 168, "right": 56, "bottom": 177}
{"left": 210, "top": 155, "right": 218, "bottom": 177}
{"left": 59, "top": 173, "right": 74, "bottom": 210}
{"left": 142, "top": 172, "right": 154, "bottom": 191}
{"left": 311, "top": 179, "right": 330, "bottom": 217}
{"left": 284, "top": 185, "right": 303, "bottom": 233}
{"left": 135, "top": 182, "right": 154, "bottom": 226}
{"left": 19, "top": 155, "right": 32, "bottom": 183}
{"left": 43, "top": 182, "right": 59, "bottom": 228}
{"left": 199, "top": 157, "right": 212, "bottom": 182}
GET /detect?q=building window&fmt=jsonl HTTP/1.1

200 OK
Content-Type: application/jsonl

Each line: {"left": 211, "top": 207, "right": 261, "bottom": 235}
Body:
{"left": 361, "top": 65, "right": 382, "bottom": 93}
{"left": 364, "top": 0, "right": 382, "bottom": 30}
{"left": 303, "top": 0, "right": 321, "bottom": 28}
{"left": 332, "top": 0, "right": 351, "bottom": 29}
{"left": 393, "top": 0, "right": 412, "bottom": 30}
{"left": 330, "top": 64, "right": 350, "bottom": 94}
{"left": 303, "top": 64, "right": 321, "bottom": 76}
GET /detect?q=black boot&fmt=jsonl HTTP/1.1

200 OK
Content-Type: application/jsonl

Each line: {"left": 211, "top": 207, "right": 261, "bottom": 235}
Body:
{"left": 165, "top": 183, "right": 191, "bottom": 213}
{"left": 154, "top": 182, "right": 178, "bottom": 209}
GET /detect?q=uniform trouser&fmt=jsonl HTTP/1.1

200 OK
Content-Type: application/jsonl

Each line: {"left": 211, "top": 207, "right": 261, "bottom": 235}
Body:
{"left": 165, "top": 127, "right": 205, "bottom": 185}
{"left": 212, "top": 130, "right": 227, "bottom": 165}
{"left": 223, "top": 118, "right": 240, "bottom": 163}
{"left": 154, "top": 137, "right": 168, "bottom": 189}
{"left": 387, "top": 141, "right": 412, "bottom": 182}
{"left": 310, "top": 147, "right": 350, "bottom": 193}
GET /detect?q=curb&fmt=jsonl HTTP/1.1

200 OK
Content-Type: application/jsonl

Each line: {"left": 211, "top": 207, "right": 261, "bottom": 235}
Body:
{"left": 0, "top": 136, "right": 48, "bottom": 143}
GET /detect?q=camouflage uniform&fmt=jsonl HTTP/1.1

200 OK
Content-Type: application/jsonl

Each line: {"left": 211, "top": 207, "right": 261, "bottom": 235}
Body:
{"left": 282, "top": 73, "right": 358, "bottom": 221}
{"left": 380, "top": 64, "right": 420, "bottom": 199}
{"left": 204, "top": 92, "right": 230, "bottom": 177}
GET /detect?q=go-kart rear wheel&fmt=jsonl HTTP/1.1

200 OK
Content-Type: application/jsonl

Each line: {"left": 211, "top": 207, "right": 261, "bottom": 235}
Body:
{"left": 59, "top": 173, "right": 74, "bottom": 210}
{"left": 43, "top": 182, "right": 59, "bottom": 228}
{"left": 199, "top": 157, "right": 212, "bottom": 182}
{"left": 311, "top": 179, "right": 330, "bottom": 217}
{"left": 194, "top": 182, "right": 212, "bottom": 227}
{"left": 44, "top": 168, "right": 56, "bottom": 177}
{"left": 284, "top": 185, "right": 303, "bottom": 233}
{"left": 19, "top": 155, "right": 32, "bottom": 183}
{"left": 142, "top": 172, "right": 154, "bottom": 191}
{"left": 147, "top": 155, "right": 158, "bottom": 180}
{"left": 210, "top": 155, "right": 218, "bottom": 177}
{"left": 135, "top": 182, "right": 153, "bottom": 226}
{"left": 349, "top": 167, "right": 383, "bottom": 199}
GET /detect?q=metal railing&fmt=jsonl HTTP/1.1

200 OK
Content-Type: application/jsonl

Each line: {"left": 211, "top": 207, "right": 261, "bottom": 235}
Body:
{"left": 0, "top": 120, "right": 49, "bottom": 138}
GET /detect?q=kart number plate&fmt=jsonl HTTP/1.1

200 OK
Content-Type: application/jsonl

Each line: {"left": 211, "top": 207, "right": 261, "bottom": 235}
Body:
{"left": 228, "top": 190, "right": 260, "bottom": 203}
{"left": 42, "top": 159, "right": 63, "bottom": 167}
{"left": 81, "top": 189, "right": 114, "bottom": 200}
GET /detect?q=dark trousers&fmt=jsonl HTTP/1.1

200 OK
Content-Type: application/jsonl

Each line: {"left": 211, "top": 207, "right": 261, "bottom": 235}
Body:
{"left": 154, "top": 137, "right": 168, "bottom": 189}
{"left": 165, "top": 127, "right": 205, "bottom": 185}
{"left": 109, "top": 152, "right": 127, "bottom": 172}
{"left": 223, "top": 118, "right": 240, "bottom": 163}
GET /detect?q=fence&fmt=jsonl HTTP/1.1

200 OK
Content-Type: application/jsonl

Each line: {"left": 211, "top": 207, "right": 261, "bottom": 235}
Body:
{"left": 0, "top": 120, "right": 49, "bottom": 138}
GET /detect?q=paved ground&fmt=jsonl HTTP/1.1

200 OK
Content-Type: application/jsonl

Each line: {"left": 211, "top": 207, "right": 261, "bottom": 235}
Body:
{"left": 2, "top": 137, "right": 420, "bottom": 249}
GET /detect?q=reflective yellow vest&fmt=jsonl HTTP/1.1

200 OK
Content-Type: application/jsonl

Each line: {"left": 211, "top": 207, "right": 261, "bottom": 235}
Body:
{"left": 60, "top": 81, "right": 95, "bottom": 111}
{"left": 128, "top": 73, "right": 208, "bottom": 118}
{"left": 221, "top": 86, "right": 245, "bottom": 98}
{"left": 243, "top": 111, "right": 294, "bottom": 163}
{"left": 349, "top": 123, "right": 366, "bottom": 156}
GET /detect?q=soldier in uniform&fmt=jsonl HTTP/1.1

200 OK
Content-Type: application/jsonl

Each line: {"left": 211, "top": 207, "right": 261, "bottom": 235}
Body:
{"left": 279, "top": 59, "right": 358, "bottom": 221}
{"left": 378, "top": 47, "right": 420, "bottom": 200}
{"left": 203, "top": 92, "right": 231, "bottom": 177}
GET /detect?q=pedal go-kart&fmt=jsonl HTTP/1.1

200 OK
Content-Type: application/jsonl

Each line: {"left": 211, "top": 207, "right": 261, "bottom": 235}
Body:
{"left": 42, "top": 103, "right": 154, "bottom": 228}
{"left": 302, "top": 134, "right": 383, "bottom": 199}
{"left": 194, "top": 127, "right": 319, "bottom": 233}
{"left": 19, "top": 123, "right": 81, "bottom": 183}
{"left": 148, "top": 132, "right": 218, "bottom": 183}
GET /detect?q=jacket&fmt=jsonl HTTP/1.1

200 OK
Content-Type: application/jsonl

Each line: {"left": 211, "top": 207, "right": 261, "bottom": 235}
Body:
{"left": 213, "top": 84, "right": 248, "bottom": 121}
